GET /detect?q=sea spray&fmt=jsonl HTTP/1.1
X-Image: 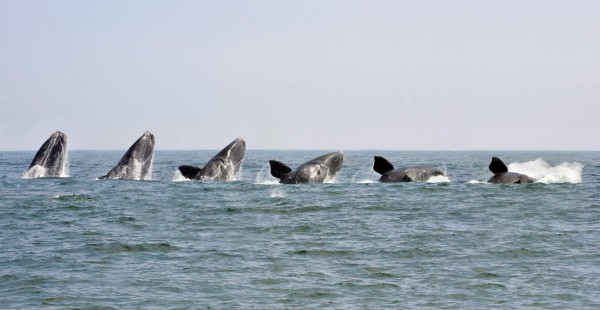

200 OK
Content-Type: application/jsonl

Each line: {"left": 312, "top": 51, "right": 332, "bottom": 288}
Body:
{"left": 508, "top": 158, "right": 583, "bottom": 184}
{"left": 255, "top": 163, "right": 279, "bottom": 184}
{"left": 270, "top": 186, "right": 285, "bottom": 198}
{"left": 144, "top": 159, "right": 153, "bottom": 181}
{"left": 60, "top": 149, "right": 70, "bottom": 177}
{"left": 172, "top": 170, "right": 190, "bottom": 181}
{"left": 22, "top": 165, "right": 48, "bottom": 179}
{"left": 233, "top": 165, "right": 243, "bottom": 181}
{"left": 22, "top": 146, "right": 69, "bottom": 179}
{"left": 351, "top": 169, "right": 379, "bottom": 184}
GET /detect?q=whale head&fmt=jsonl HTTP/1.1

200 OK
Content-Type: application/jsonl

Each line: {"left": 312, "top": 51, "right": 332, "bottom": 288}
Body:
{"left": 99, "top": 131, "right": 155, "bottom": 180}
{"left": 129, "top": 131, "right": 155, "bottom": 165}
{"left": 24, "top": 131, "right": 68, "bottom": 178}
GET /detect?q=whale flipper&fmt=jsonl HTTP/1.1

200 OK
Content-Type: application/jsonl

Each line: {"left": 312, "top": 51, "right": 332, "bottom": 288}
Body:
{"left": 179, "top": 165, "right": 203, "bottom": 179}
{"left": 489, "top": 157, "right": 509, "bottom": 174}
{"left": 373, "top": 156, "right": 395, "bottom": 175}
{"left": 269, "top": 160, "right": 292, "bottom": 180}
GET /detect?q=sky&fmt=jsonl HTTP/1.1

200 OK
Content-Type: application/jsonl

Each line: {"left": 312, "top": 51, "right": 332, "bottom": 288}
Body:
{"left": 1, "top": 0, "right": 598, "bottom": 151}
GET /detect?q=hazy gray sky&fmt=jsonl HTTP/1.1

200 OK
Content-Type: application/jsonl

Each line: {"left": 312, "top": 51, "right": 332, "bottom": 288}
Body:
{"left": 1, "top": 1, "right": 598, "bottom": 150}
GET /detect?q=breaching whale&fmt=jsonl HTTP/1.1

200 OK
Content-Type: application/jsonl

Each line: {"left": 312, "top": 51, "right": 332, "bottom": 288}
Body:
{"left": 99, "top": 131, "right": 155, "bottom": 180}
{"left": 373, "top": 156, "right": 446, "bottom": 182}
{"left": 487, "top": 157, "right": 536, "bottom": 184}
{"left": 178, "top": 137, "right": 246, "bottom": 181}
{"left": 269, "top": 151, "right": 344, "bottom": 184}
{"left": 22, "top": 131, "right": 68, "bottom": 178}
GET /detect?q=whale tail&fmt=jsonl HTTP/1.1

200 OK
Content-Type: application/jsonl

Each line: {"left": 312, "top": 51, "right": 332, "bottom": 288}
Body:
{"left": 179, "top": 165, "right": 202, "bottom": 179}
{"left": 373, "top": 156, "right": 395, "bottom": 175}
{"left": 269, "top": 160, "right": 292, "bottom": 179}
{"left": 489, "top": 157, "right": 509, "bottom": 174}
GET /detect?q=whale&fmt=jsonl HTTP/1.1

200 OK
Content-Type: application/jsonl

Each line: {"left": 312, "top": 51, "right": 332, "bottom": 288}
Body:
{"left": 373, "top": 156, "right": 445, "bottom": 182}
{"left": 178, "top": 137, "right": 246, "bottom": 181}
{"left": 487, "top": 157, "right": 536, "bottom": 184}
{"left": 269, "top": 151, "right": 344, "bottom": 184}
{"left": 99, "top": 131, "right": 155, "bottom": 180}
{"left": 22, "top": 131, "right": 68, "bottom": 178}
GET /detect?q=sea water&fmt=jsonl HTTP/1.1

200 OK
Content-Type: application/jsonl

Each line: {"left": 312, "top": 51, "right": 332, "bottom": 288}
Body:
{"left": 1, "top": 150, "right": 599, "bottom": 308}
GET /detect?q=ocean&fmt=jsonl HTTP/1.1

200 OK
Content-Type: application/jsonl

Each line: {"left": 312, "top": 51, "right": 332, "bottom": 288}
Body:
{"left": 1, "top": 150, "right": 599, "bottom": 308}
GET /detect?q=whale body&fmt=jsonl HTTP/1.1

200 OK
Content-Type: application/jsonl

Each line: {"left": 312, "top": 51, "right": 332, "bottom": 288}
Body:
{"left": 99, "top": 131, "right": 155, "bottom": 180}
{"left": 373, "top": 156, "right": 445, "bottom": 182}
{"left": 23, "top": 131, "right": 68, "bottom": 178}
{"left": 178, "top": 137, "right": 246, "bottom": 181}
{"left": 487, "top": 157, "right": 536, "bottom": 184}
{"left": 269, "top": 151, "right": 344, "bottom": 184}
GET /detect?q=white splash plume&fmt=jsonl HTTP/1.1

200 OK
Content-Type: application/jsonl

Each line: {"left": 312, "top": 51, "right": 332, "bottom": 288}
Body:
{"left": 508, "top": 158, "right": 583, "bottom": 184}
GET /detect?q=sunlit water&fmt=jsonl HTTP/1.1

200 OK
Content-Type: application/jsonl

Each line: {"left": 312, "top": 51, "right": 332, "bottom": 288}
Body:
{"left": 1, "top": 150, "right": 599, "bottom": 308}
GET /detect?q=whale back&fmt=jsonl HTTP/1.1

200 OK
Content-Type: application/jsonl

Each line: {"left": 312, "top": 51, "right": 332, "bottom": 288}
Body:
{"left": 488, "top": 172, "right": 535, "bottom": 184}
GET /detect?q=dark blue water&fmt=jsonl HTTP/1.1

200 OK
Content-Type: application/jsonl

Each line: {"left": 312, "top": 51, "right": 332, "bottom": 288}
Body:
{"left": 1, "top": 150, "right": 599, "bottom": 308}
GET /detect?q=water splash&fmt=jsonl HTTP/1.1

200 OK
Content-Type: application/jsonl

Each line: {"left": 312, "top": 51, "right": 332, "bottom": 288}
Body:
{"left": 200, "top": 161, "right": 241, "bottom": 181}
{"left": 144, "top": 159, "right": 153, "bottom": 181}
{"left": 508, "top": 158, "right": 583, "bottom": 184}
{"left": 233, "top": 165, "right": 243, "bottom": 181}
{"left": 323, "top": 171, "right": 338, "bottom": 183}
{"left": 22, "top": 147, "right": 69, "bottom": 179}
{"left": 255, "top": 163, "right": 279, "bottom": 184}
{"left": 351, "top": 166, "right": 379, "bottom": 183}
{"left": 355, "top": 180, "right": 376, "bottom": 184}
{"left": 22, "top": 165, "right": 49, "bottom": 178}
{"left": 427, "top": 175, "right": 451, "bottom": 183}
{"left": 467, "top": 180, "right": 489, "bottom": 184}
{"left": 60, "top": 150, "right": 70, "bottom": 177}
{"left": 270, "top": 187, "right": 285, "bottom": 198}
{"left": 172, "top": 170, "right": 190, "bottom": 182}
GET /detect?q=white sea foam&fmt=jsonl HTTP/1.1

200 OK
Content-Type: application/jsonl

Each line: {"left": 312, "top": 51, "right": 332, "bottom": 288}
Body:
{"left": 467, "top": 180, "right": 489, "bottom": 184}
{"left": 508, "top": 158, "right": 583, "bottom": 184}
{"left": 427, "top": 175, "right": 451, "bottom": 183}
{"left": 355, "top": 180, "right": 376, "bottom": 184}
{"left": 171, "top": 170, "right": 190, "bottom": 181}
{"left": 323, "top": 175, "right": 337, "bottom": 183}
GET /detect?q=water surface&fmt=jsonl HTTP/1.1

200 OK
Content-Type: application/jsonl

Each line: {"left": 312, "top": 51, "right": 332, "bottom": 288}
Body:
{"left": 1, "top": 150, "right": 599, "bottom": 308}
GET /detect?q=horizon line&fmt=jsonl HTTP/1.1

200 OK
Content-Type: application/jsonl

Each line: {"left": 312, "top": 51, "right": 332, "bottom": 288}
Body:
{"left": 2, "top": 148, "right": 599, "bottom": 152}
